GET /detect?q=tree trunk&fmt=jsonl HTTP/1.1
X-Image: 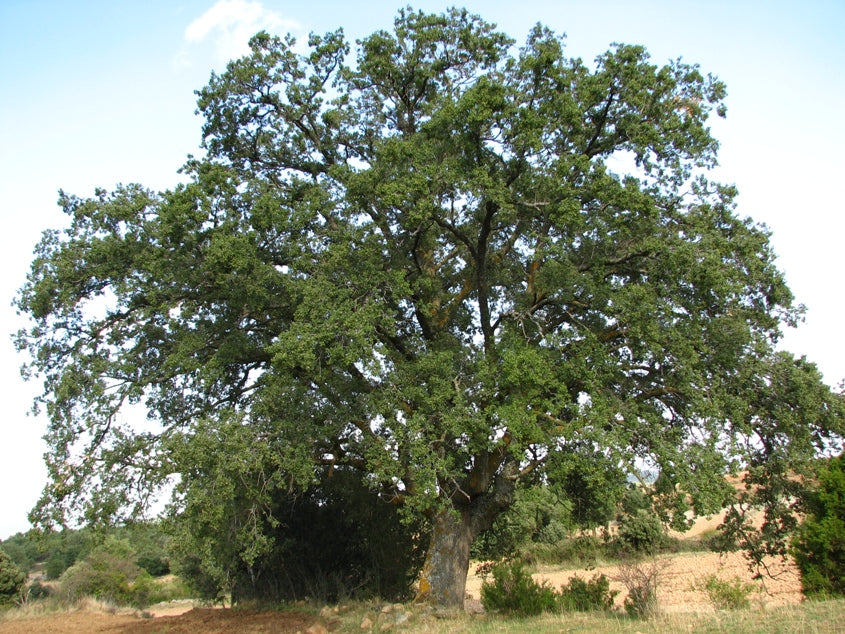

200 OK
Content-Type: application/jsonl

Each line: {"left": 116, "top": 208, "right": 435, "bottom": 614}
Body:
{"left": 416, "top": 507, "right": 473, "bottom": 609}
{"left": 416, "top": 458, "right": 518, "bottom": 608}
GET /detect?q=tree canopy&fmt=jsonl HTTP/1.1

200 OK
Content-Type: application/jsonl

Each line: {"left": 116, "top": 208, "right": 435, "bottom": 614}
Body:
{"left": 16, "top": 8, "right": 844, "bottom": 607}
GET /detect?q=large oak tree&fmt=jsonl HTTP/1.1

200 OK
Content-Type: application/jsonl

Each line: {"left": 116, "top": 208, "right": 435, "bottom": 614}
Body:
{"left": 17, "top": 8, "right": 843, "bottom": 607}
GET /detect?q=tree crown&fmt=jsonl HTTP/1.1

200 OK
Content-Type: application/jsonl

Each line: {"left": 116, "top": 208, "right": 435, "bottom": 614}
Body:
{"left": 16, "top": 9, "right": 842, "bottom": 543}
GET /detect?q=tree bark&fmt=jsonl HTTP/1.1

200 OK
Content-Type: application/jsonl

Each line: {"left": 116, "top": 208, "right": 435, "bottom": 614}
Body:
{"left": 416, "top": 460, "right": 518, "bottom": 608}
{"left": 416, "top": 507, "right": 474, "bottom": 609}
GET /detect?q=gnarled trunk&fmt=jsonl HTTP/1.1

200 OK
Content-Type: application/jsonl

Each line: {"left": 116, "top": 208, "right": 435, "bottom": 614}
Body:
{"left": 416, "top": 507, "right": 474, "bottom": 608}
{"left": 416, "top": 460, "right": 518, "bottom": 608}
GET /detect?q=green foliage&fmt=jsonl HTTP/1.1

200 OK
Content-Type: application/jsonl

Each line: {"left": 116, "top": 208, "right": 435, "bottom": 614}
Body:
{"left": 617, "top": 510, "right": 667, "bottom": 554}
{"left": 0, "top": 546, "right": 27, "bottom": 606}
{"left": 15, "top": 5, "right": 844, "bottom": 606}
{"left": 621, "top": 487, "right": 653, "bottom": 517}
{"left": 59, "top": 537, "right": 141, "bottom": 605}
{"left": 480, "top": 561, "right": 559, "bottom": 616}
{"left": 693, "top": 573, "right": 756, "bottom": 610}
{"left": 1, "top": 528, "right": 98, "bottom": 581}
{"left": 136, "top": 554, "right": 169, "bottom": 577}
{"left": 26, "top": 579, "right": 52, "bottom": 600}
{"left": 719, "top": 359, "right": 845, "bottom": 570}
{"left": 548, "top": 447, "right": 627, "bottom": 531}
{"left": 792, "top": 453, "right": 845, "bottom": 598}
{"left": 171, "top": 466, "right": 425, "bottom": 603}
{"left": 43, "top": 529, "right": 93, "bottom": 580}
{"left": 545, "top": 534, "right": 605, "bottom": 567}
{"left": 559, "top": 574, "right": 617, "bottom": 612}
{"left": 480, "top": 563, "right": 615, "bottom": 616}
{"left": 0, "top": 533, "right": 38, "bottom": 572}
{"left": 472, "top": 483, "right": 573, "bottom": 560}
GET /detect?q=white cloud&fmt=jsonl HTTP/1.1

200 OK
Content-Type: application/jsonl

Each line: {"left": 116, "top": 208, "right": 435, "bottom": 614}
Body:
{"left": 179, "top": 0, "right": 302, "bottom": 67}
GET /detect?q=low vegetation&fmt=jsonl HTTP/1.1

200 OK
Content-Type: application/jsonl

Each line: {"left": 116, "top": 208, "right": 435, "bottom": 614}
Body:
{"left": 792, "top": 453, "right": 845, "bottom": 598}
{"left": 692, "top": 573, "right": 757, "bottom": 610}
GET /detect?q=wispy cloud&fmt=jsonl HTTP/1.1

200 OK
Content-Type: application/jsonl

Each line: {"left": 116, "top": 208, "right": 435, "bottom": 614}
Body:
{"left": 176, "top": 0, "right": 302, "bottom": 69}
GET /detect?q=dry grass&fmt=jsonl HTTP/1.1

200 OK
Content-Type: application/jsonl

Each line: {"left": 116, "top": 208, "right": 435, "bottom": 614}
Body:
{"left": 312, "top": 598, "right": 844, "bottom": 633}
{"left": 2, "top": 595, "right": 843, "bottom": 633}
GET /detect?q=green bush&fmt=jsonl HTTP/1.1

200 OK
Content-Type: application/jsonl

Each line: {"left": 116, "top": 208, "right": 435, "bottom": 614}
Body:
{"left": 127, "top": 572, "right": 191, "bottom": 608}
{"left": 59, "top": 537, "right": 141, "bottom": 605}
{"left": 60, "top": 559, "right": 133, "bottom": 604}
{"left": 26, "top": 579, "right": 52, "bottom": 600}
{"left": 792, "top": 453, "right": 845, "bottom": 598}
{"left": 480, "top": 560, "right": 559, "bottom": 616}
{"left": 0, "top": 547, "right": 27, "bottom": 606}
{"left": 617, "top": 510, "right": 666, "bottom": 554}
{"left": 559, "top": 534, "right": 604, "bottom": 565}
{"left": 693, "top": 574, "right": 756, "bottom": 610}
{"left": 559, "top": 574, "right": 617, "bottom": 612}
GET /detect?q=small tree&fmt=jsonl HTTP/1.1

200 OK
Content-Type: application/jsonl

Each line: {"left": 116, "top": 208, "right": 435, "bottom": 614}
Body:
{"left": 792, "top": 453, "right": 845, "bottom": 598}
{"left": 0, "top": 546, "right": 27, "bottom": 606}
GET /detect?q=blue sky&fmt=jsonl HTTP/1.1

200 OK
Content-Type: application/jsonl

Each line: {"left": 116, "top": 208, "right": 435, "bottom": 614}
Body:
{"left": 1, "top": 0, "right": 843, "bottom": 538}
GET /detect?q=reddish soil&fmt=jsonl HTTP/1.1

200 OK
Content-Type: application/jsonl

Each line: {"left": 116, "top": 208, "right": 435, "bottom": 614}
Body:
{"left": 0, "top": 607, "right": 318, "bottom": 634}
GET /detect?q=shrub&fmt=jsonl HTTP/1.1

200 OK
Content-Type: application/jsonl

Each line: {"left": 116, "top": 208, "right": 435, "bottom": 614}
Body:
{"left": 60, "top": 560, "right": 132, "bottom": 604}
{"left": 44, "top": 554, "right": 68, "bottom": 581}
{"left": 59, "top": 537, "right": 141, "bottom": 605}
{"left": 616, "top": 558, "right": 668, "bottom": 619}
{"left": 127, "top": 572, "right": 188, "bottom": 608}
{"left": 480, "top": 560, "right": 559, "bottom": 616}
{"left": 617, "top": 510, "right": 666, "bottom": 554}
{"left": 0, "top": 547, "right": 27, "bottom": 606}
{"left": 693, "top": 573, "right": 756, "bottom": 610}
{"left": 26, "top": 579, "right": 52, "bottom": 601}
{"left": 792, "top": 453, "right": 845, "bottom": 598}
{"left": 518, "top": 533, "right": 607, "bottom": 568}
{"left": 559, "top": 574, "right": 617, "bottom": 612}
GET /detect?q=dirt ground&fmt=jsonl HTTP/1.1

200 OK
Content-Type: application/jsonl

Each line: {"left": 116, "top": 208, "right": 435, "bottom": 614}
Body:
{"left": 0, "top": 607, "right": 316, "bottom": 634}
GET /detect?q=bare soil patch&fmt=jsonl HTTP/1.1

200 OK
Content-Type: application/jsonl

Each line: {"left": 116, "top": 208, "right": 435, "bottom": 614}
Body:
{"left": 0, "top": 607, "right": 317, "bottom": 634}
